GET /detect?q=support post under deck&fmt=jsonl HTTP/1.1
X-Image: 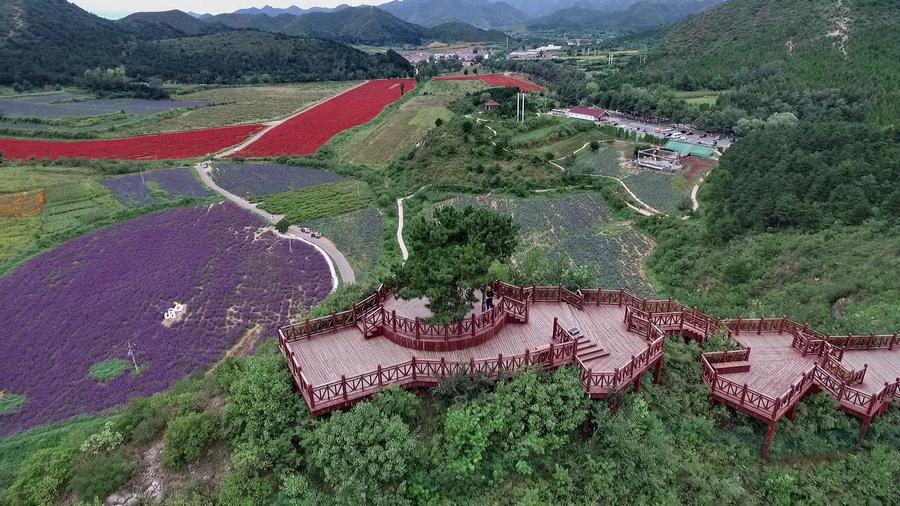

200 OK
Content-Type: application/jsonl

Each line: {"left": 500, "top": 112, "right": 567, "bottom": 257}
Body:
{"left": 761, "top": 421, "right": 778, "bottom": 460}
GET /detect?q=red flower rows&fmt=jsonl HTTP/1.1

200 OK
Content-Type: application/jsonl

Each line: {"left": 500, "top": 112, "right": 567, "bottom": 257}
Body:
{"left": 435, "top": 75, "right": 543, "bottom": 92}
{"left": 235, "top": 79, "right": 416, "bottom": 158}
{"left": 0, "top": 125, "right": 263, "bottom": 161}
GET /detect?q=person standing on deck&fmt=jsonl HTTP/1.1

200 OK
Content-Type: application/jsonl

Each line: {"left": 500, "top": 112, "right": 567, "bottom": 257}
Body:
{"left": 485, "top": 286, "right": 495, "bottom": 310}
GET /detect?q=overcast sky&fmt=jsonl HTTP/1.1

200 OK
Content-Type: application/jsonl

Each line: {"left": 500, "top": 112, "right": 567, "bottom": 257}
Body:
{"left": 71, "top": 0, "right": 390, "bottom": 19}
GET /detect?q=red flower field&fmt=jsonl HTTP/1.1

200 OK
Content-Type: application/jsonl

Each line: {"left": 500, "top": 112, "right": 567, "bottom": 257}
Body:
{"left": 436, "top": 74, "right": 543, "bottom": 92}
{"left": 235, "top": 78, "right": 416, "bottom": 158}
{"left": 0, "top": 124, "right": 263, "bottom": 161}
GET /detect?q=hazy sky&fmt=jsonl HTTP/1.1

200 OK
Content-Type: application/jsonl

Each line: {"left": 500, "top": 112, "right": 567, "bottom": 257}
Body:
{"left": 71, "top": 0, "right": 389, "bottom": 19}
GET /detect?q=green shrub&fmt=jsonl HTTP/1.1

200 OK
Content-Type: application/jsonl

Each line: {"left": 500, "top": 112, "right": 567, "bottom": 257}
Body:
{"left": 68, "top": 448, "right": 133, "bottom": 501}
{"left": 79, "top": 421, "right": 123, "bottom": 455}
{"left": 163, "top": 411, "right": 220, "bottom": 470}
{"left": 0, "top": 392, "right": 25, "bottom": 415}
{"left": 88, "top": 359, "right": 131, "bottom": 382}
{"left": 1, "top": 446, "right": 72, "bottom": 506}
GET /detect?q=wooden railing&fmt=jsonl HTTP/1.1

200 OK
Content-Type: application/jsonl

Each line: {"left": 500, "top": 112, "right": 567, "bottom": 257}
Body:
{"left": 279, "top": 309, "right": 357, "bottom": 342}
{"left": 375, "top": 296, "right": 529, "bottom": 351}
{"left": 819, "top": 354, "right": 866, "bottom": 386}
{"left": 701, "top": 354, "right": 815, "bottom": 419}
{"left": 824, "top": 334, "right": 899, "bottom": 351}
{"left": 579, "top": 336, "right": 664, "bottom": 394}
{"left": 298, "top": 339, "right": 578, "bottom": 410}
{"left": 813, "top": 366, "right": 898, "bottom": 416}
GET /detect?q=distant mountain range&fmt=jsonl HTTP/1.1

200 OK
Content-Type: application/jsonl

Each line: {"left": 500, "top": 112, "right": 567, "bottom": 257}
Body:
{"left": 125, "top": 5, "right": 509, "bottom": 46}
{"left": 182, "top": 0, "right": 727, "bottom": 31}
{"left": 527, "top": 0, "right": 726, "bottom": 32}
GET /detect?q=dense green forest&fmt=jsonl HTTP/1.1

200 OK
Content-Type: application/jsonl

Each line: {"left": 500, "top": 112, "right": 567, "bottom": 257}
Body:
{"left": 127, "top": 32, "right": 413, "bottom": 84}
{"left": 0, "top": 0, "right": 413, "bottom": 87}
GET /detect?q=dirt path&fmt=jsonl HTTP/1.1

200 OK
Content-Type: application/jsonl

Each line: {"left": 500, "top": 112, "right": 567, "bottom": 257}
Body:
{"left": 194, "top": 162, "right": 354, "bottom": 289}
{"left": 691, "top": 183, "right": 700, "bottom": 211}
{"left": 396, "top": 186, "right": 427, "bottom": 261}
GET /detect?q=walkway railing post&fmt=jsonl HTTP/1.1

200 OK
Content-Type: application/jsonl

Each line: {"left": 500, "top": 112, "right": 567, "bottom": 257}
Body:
{"left": 411, "top": 357, "right": 417, "bottom": 381}
{"left": 415, "top": 317, "right": 420, "bottom": 340}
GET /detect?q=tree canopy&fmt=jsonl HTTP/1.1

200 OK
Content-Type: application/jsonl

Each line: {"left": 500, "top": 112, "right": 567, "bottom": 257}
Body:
{"left": 394, "top": 206, "right": 518, "bottom": 320}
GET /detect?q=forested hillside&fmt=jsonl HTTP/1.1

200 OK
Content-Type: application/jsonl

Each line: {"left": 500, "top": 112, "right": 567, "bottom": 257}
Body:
{"left": 127, "top": 31, "right": 413, "bottom": 84}
{"left": 633, "top": 0, "right": 900, "bottom": 335}
{"left": 0, "top": 0, "right": 414, "bottom": 87}
{"left": 643, "top": 0, "right": 900, "bottom": 125}
{"left": 0, "top": 0, "right": 139, "bottom": 86}
{"left": 527, "top": 0, "right": 722, "bottom": 32}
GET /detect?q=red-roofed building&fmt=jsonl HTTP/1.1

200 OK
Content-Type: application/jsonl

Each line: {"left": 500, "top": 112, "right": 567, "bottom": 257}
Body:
{"left": 483, "top": 99, "right": 501, "bottom": 112}
{"left": 567, "top": 107, "right": 609, "bottom": 122}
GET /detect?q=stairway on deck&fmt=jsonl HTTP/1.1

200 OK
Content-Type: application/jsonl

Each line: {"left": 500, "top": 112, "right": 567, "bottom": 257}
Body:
{"left": 576, "top": 339, "right": 610, "bottom": 363}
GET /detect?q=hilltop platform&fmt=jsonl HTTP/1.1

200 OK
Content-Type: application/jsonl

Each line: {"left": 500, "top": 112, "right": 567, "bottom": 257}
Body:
{"left": 279, "top": 283, "right": 899, "bottom": 459}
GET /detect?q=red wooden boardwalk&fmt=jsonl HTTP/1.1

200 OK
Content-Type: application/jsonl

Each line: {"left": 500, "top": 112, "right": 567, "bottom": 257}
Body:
{"left": 278, "top": 283, "right": 899, "bottom": 459}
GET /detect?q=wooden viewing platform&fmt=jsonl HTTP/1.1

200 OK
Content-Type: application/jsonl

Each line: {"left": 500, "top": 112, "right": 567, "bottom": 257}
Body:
{"left": 278, "top": 282, "right": 899, "bottom": 459}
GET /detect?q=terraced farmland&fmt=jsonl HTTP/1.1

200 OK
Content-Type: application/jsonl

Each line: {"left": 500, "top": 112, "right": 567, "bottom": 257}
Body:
{"left": 343, "top": 95, "right": 453, "bottom": 165}
{"left": 305, "top": 207, "right": 385, "bottom": 280}
{"left": 210, "top": 163, "right": 343, "bottom": 199}
{"left": 0, "top": 203, "right": 332, "bottom": 435}
{"left": 255, "top": 181, "right": 373, "bottom": 224}
{"left": 102, "top": 167, "right": 213, "bottom": 208}
{"left": 447, "top": 193, "right": 653, "bottom": 294}
{"left": 0, "top": 166, "right": 124, "bottom": 274}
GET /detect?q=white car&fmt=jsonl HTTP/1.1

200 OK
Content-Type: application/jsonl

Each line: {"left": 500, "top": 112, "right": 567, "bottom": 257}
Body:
{"left": 311, "top": 231, "right": 323, "bottom": 239}
{"left": 300, "top": 227, "right": 311, "bottom": 234}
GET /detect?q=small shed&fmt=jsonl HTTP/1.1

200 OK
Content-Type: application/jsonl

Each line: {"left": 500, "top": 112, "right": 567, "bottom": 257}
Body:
{"left": 483, "top": 99, "right": 501, "bottom": 112}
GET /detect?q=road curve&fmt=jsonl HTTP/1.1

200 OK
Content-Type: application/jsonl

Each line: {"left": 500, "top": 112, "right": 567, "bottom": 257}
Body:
{"left": 193, "top": 162, "right": 356, "bottom": 289}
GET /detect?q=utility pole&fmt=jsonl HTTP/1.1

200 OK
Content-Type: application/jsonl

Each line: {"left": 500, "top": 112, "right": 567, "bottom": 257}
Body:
{"left": 127, "top": 342, "right": 139, "bottom": 373}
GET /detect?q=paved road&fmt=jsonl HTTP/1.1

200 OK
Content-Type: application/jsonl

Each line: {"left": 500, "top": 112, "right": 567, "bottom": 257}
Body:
{"left": 194, "top": 162, "right": 355, "bottom": 289}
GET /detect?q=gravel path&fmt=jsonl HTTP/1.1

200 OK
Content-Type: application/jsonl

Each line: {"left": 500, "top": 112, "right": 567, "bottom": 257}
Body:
{"left": 194, "top": 161, "right": 355, "bottom": 289}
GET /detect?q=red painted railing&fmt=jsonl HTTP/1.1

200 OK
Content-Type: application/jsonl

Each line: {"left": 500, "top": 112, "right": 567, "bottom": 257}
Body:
{"left": 296, "top": 339, "right": 578, "bottom": 410}
{"left": 701, "top": 354, "right": 815, "bottom": 419}
{"left": 825, "top": 334, "right": 899, "bottom": 351}
{"left": 579, "top": 336, "right": 664, "bottom": 395}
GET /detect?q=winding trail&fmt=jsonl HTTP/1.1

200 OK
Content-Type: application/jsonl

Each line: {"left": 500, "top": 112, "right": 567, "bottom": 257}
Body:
{"left": 691, "top": 183, "right": 701, "bottom": 211}
{"left": 194, "top": 162, "right": 354, "bottom": 290}
{"left": 396, "top": 186, "right": 427, "bottom": 261}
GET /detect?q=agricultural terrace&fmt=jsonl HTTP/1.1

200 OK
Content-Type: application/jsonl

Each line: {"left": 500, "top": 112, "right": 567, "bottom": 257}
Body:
{"left": 435, "top": 74, "right": 543, "bottom": 92}
{"left": 102, "top": 167, "right": 212, "bottom": 208}
{"left": 0, "top": 203, "right": 332, "bottom": 436}
{"left": 209, "top": 163, "right": 343, "bottom": 200}
{"left": 341, "top": 95, "right": 453, "bottom": 165}
{"left": 0, "top": 165, "right": 126, "bottom": 275}
{"left": 443, "top": 193, "right": 653, "bottom": 295}
{"left": 305, "top": 207, "right": 385, "bottom": 281}
{"left": 0, "top": 124, "right": 263, "bottom": 161}
{"left": 113, "top": 82, "right": 359, "bottom": 137}
{"left": 564, "top": 140, "right": 692, "bottom": 215}
{"left": 234, "top": 79, "right": 416, "bottom": 158}
{"left": 254, "top": 181, "right": 374, "bottom": 225}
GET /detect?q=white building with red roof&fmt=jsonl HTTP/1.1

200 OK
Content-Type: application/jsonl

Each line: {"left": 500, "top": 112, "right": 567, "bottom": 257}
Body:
{"left": 566, "top": 107, "right": 609, "bottom": 122}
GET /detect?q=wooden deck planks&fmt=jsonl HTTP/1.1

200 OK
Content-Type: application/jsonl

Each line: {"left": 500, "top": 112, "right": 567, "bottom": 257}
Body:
{"left": 840, "top": 347, "right": 900, "bottom": 395}
{"left": 289, "top": 301, "right": 646, "bottom": 387}
{"left": 722, "top": 333, "right": 818, "bottom": 397}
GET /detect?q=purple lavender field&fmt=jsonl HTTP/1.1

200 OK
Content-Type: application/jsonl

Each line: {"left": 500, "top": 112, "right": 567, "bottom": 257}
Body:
{"left": 102, "top": 168, "right": 213, "bottom": 207}
{"left": 211, "top": 163, "right": 343, "bottom": 198}
{"left": 0, "top": 204, "right": 332, "bottom": 436}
